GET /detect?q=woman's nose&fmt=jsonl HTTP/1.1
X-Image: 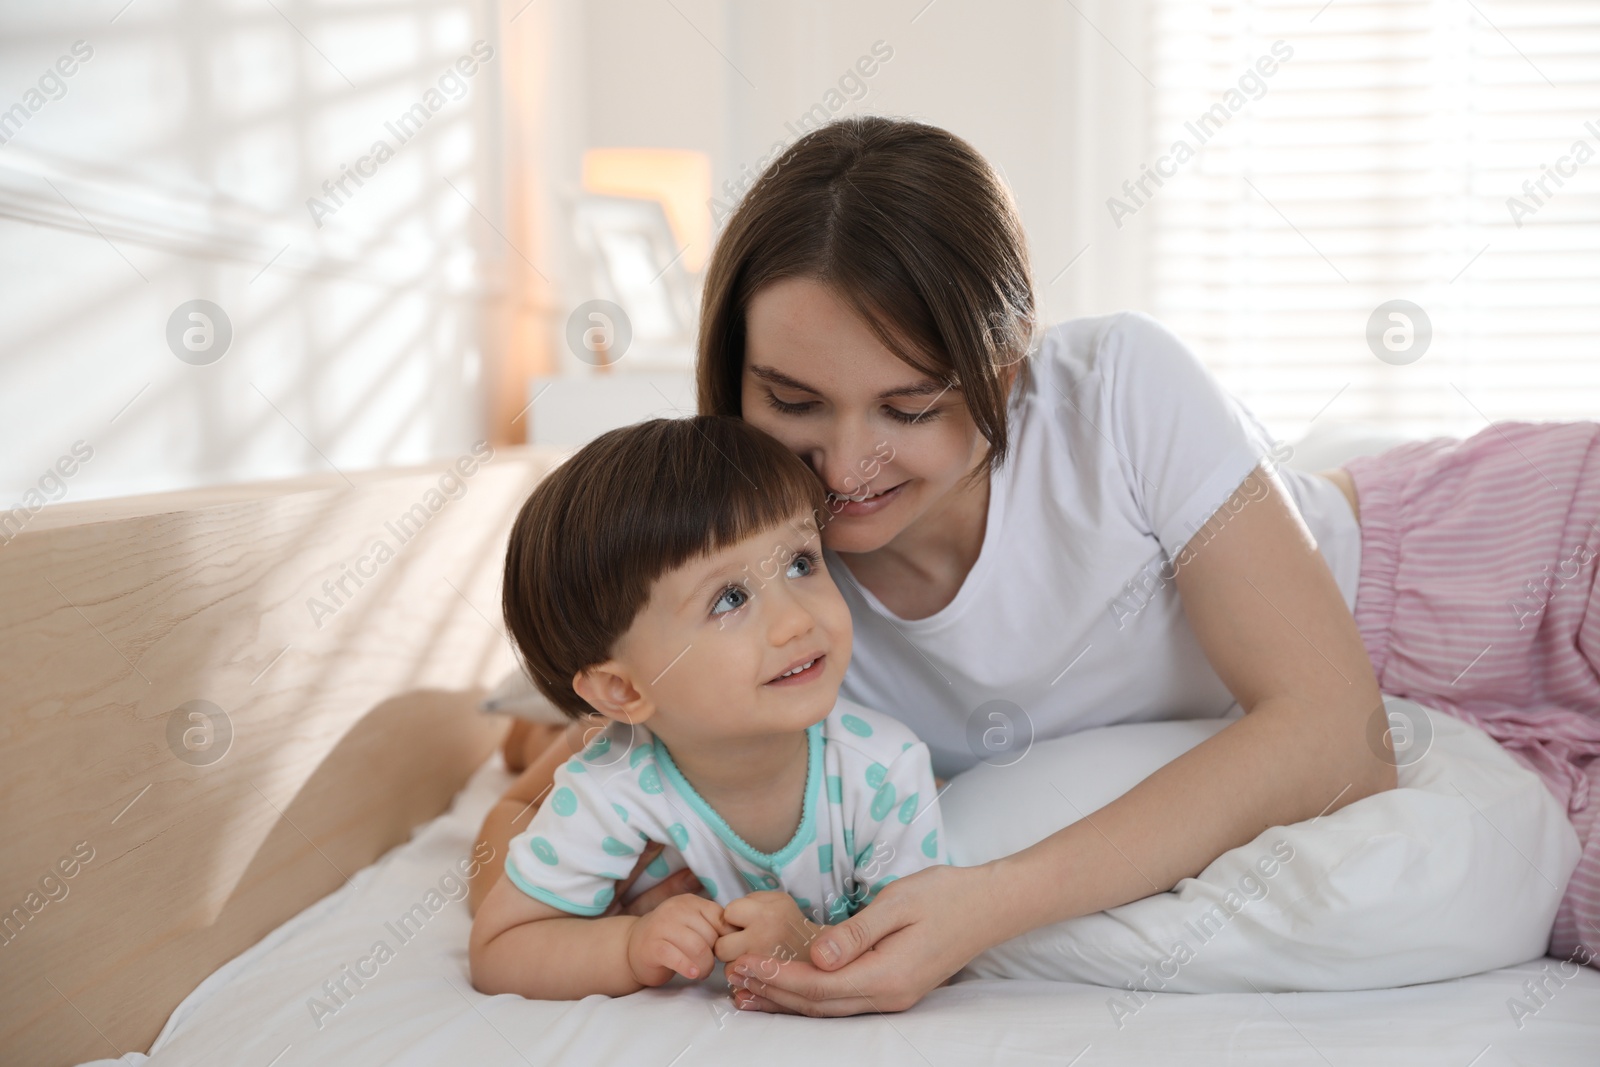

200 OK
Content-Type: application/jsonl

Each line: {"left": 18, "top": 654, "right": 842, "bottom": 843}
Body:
{"left": 806, "top": 430, "right": 877, "bottom": 497}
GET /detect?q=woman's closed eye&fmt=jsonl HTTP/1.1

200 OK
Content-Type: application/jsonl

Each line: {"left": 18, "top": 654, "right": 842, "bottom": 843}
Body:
{"left": 882, "top": 404, "right": 939, "bottom": 425}
{"left": 763, "top": 391, "right": 815, "bottom": 416}
{"left": 762, "top": 390, "right": 941, "bottom": 425}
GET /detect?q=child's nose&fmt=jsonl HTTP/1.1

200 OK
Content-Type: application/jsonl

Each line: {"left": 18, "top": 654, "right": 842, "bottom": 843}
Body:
{"left": 766, "top": 585, "right": 816, "bottom": 645}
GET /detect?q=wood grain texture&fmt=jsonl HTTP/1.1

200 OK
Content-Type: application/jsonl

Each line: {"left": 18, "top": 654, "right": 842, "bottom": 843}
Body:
{"left": 0, "top": 444, "right": 566, "bottom": 1066}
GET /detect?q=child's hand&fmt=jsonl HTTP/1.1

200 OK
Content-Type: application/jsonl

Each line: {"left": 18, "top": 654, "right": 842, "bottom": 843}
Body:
{"left": 715, "top": 890, "right": 821, "bottom": 965}
{"left": 625, "top": 893, "right": 733, "bottom": 987}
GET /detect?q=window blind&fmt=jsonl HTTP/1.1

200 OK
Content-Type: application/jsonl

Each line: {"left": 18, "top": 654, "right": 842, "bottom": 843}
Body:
{"left": 1145, "top": 0, "right": 1600, "bottom": 442}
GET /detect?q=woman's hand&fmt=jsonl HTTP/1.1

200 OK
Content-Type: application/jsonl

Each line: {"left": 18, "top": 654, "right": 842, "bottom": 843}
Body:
{"left": 725, "top": 862, "right": 1002, "bottom": 1016}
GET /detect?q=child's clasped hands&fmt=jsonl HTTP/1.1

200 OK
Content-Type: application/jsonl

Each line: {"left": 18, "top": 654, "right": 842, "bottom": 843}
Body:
{"left": 627, "top": 887, "right": 816, "bottom": 986}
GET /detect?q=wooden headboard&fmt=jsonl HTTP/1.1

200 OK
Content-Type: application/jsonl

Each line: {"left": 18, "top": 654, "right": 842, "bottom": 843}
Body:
{"left": 0, "top": 444, "right": 564, "bottom": 1066}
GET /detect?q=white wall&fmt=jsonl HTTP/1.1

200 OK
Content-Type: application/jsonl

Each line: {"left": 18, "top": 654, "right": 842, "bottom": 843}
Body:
{"left": 521, "top": 0, "right": 1156, "bottom": 445}
{"left": 1, "top": 0, "right": 504, "bottom": 512}
{"left": 549, "top": 0, "right": 1154, "bottom": 352}
{"left": 3, "top": 0, "right": 1160, "bottom": 508}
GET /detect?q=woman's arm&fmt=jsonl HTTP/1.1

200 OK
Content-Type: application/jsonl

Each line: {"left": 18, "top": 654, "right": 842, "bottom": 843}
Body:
{"left": 989, "top": 462, "right": 1393, "bottom": 927}
{"left": 728, "top": 463, "right": 1397, "bottom": 1014}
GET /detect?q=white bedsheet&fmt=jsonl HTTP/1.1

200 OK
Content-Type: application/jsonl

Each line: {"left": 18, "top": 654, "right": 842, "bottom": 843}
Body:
{"left": 84, "top": 755, "right": 1600, "bottom": 1067}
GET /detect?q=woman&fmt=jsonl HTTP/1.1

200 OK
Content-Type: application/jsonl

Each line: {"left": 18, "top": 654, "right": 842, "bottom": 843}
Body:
{"left": 475, "top": 116, "right": 1600, "bottom": 1012}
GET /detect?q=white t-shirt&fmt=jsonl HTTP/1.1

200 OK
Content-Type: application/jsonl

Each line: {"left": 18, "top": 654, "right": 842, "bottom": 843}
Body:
{"left": 829, "top": 311, "right": 1363, "bottom": 779}
{"left": 504, "top": 698, "right": 947, "bottom": 926}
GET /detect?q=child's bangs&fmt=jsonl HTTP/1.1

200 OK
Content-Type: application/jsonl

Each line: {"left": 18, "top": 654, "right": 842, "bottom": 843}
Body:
{"left": 702, "top": 447, "right": 829, "bottom": 557}
{"left": 639, "top": 417, "right": 829, "bottom": 567}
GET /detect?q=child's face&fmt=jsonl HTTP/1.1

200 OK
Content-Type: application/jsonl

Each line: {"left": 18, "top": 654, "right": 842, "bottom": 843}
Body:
{"left": 602, "top": 512, "right": 852, "bottom": 746}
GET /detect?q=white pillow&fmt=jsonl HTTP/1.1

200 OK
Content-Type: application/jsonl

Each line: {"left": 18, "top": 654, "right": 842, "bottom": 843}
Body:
{"left": 1279, "top": 420, "right": 1419, "bottom": 473}
{"left": 942, "top": 702, "right": 1580, "bottom": 992}
{"left": 481, "top": 668, "right": 570, "bottom": 725}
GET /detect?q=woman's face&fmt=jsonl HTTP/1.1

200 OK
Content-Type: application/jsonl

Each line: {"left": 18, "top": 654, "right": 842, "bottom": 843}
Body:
{"left": 740, "top": 276, "right": 990, "bottom": 555}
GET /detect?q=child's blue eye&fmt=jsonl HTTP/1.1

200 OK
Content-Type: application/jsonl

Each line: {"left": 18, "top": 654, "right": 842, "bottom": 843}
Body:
{"left": 711, "top": 584, "right": 749, "bottom": 616}
{"left": 711, "top": 551, "right": 820, "bottom": 618}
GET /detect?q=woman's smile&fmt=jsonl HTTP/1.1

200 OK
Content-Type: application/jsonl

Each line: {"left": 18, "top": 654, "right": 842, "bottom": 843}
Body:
{"left": 826, "top": 480, "right": 908, "bottom": 519}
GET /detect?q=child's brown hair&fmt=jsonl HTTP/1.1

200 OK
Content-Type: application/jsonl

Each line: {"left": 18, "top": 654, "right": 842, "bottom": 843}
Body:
{"left": 502, "top": 416, "right": 829, "bottom": 720}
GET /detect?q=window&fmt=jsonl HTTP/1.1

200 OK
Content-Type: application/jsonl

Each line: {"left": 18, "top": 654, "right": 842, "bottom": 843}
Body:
{"left": 1146, "top": 0, "right": 1600, "bottom": 441}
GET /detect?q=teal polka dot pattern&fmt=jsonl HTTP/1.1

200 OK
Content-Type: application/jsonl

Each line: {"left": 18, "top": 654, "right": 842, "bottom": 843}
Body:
{"left": 740, "top": 869, "right": 780, "bottom": 891}
{"left": 509, "top": 707, "right": 945, "bottom": 925}
{"left": 550, "top": 787, "right": 577, "bottom": 816}
{"left": 870, "top": 781, "right": 897, "bottom": 821}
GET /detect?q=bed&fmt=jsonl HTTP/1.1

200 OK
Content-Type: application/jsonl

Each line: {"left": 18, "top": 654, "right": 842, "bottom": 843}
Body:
{"left": 4, "top": 439, "right": 1598, "bottom": 1067}
{"left": 74, "top": 752, "right": 1600, "bottom": 1066}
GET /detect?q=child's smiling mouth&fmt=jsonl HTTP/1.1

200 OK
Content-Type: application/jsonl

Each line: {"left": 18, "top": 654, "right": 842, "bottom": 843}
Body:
{"left": 765, "top": 653, "right": 827, "bottom": 686}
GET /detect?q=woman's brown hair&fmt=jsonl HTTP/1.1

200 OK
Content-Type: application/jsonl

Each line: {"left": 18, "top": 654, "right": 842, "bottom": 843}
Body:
{"left": 696, "top": 116, "right": 1037, "bottom": 476}
{"left": 502, "top": 416, "right": 829, "bottom": 720}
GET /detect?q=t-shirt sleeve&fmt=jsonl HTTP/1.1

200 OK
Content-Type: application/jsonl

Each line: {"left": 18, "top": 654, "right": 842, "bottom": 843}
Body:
{"left": 1101, "top": 311, "right": 1281, "bottom": 558}
{"left": 848, "top": 740, "right": 947, "bottom": 913}
{"left": 504, "top": 760, "right": 647, "bottom": 916}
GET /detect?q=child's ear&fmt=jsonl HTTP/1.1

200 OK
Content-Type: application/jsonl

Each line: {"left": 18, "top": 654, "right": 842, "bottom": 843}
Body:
{"left": 572, "top": 662, "right": 655, "bottom": 725}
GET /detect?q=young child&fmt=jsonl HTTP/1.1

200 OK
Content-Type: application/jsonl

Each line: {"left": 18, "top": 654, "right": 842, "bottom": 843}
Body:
{"left": 469, "top": 415, "right": 947, "bottom": 1001}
